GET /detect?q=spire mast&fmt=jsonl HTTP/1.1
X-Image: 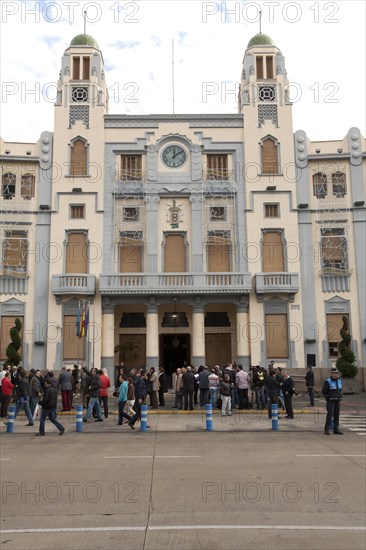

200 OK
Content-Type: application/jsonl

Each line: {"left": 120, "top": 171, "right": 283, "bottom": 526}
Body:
{"left": 83, "top": 10, "right": 87, "bottom": 34}
{"left": 259, "top": 9, "right": 262, "bottom": 34}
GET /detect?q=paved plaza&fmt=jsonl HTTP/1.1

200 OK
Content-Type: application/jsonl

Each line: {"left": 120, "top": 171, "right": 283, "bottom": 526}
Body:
{"left": 1, "top": 395, "right": 365, "bottom": 550}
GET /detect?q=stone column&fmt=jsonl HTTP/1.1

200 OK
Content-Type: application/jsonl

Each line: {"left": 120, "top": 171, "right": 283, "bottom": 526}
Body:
{"left": 191, "top": 305, "right": 205, "bottom": 366}
{"left": 146, "top": 306, "right": 159, "bottom": 368}
{"left": 101, "top": 304, "right": 115, "bottom": 377}
{"left": 236, "top": 304, "right": 250, "bottom": 370}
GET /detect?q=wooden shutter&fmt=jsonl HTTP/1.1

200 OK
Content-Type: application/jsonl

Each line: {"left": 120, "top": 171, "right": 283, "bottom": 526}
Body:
{"left": 0, "top": 316, "right": 23, "bottom": 361}
{"left": 266, "top": 56, "right": 273, "bottom": 79}
{"left": 164, "top": 234, "right": 186, "bottom": 272}
{"left": 265, "top": 314, "right": 288, "bottom": 358}
{"left": 207, "top": 236, "right": 230, "bottom": 272}
{"left": 261, "top": 139, "right": 278, "bottom": 174}
{"left": 66, "top": 233, "right": 87, "bottom": 273}
{"left": 205, "top": 333, "right": 231, "bottom": 367}
{"left": 262, "top": 232, "right": 284, "bottom": 272}
{"left": 326, "top": 314, "right": 347, "bottom": 343}
{"left": 63, "top": 315, "right": 85, "bottom": 361}
{"left": 70, "top": 140, "right": 87, "bottom": 176}
{"left": 120, "top": 236, "right": 142, "bottom": 273}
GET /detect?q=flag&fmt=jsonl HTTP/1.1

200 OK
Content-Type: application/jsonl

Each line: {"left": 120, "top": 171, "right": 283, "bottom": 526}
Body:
{"left": 84, "top": 304, "right": 89, "bottom": 338}
{"left": 76, "top": 303, "right": 81, "bottom": 337}
{"left": 79, "top": 308, "right": 85, "bottom": 338}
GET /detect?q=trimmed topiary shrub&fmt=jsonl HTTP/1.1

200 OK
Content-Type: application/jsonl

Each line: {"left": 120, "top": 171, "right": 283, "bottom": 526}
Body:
{"left": 336, "top": 316, "right": 358, "bottom": 378}
{"left": 4, "top": 318, "right": 22, "bottom": 368}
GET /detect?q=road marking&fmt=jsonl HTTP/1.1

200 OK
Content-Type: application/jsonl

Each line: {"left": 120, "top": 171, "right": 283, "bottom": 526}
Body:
{"left": 1, "top": 525, "right": 365, "bottom": 534}
{"left": 0, "top": 458, "right": 10, "bottom": 461}
{"left": 104, "top": 455, "right": 201, "bottom": 459}
{"left": 296, "top": 454, "right": 366, "bottom": 457}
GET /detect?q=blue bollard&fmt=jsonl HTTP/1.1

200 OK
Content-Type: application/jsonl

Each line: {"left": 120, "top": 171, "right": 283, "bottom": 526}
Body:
{"left": 6, "top": 406, "right": 15, "bottom": 433}
{"left": 206, "top": 404, "right": 213, "bottom": 431}
{"left": 140, "top": 404, "right": 148, "bottom": 432}
{"left": 76, "top": 405, "right": 83, "bottom": 432}
{"left": 271, "top": 403, "right": 278, "bottom": 431}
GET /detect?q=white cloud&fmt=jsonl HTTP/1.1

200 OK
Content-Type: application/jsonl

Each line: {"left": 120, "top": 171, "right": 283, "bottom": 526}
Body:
{"left": 0, "top": 0, "right": 365, "bottom": 142}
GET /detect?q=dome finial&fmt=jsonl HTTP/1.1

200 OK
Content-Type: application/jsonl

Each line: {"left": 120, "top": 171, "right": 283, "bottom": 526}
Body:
{"left": 259, "top": 9, "right": 262, "bottom": 34}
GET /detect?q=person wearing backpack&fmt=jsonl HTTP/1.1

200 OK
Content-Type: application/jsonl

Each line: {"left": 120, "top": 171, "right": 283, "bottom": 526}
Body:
{"left": 253, "top": 365, "right": 266, "bottom": 410}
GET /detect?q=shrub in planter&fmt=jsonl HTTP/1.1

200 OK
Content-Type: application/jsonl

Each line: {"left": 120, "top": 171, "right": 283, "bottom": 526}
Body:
{"left": 4, "top": 318, "right": 22, "bottom": 368}
{"left": 336, "top": 316, "right": 358, "bottom": 378}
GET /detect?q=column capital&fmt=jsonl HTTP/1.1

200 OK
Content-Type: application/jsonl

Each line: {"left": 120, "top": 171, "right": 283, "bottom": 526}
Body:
{"left": 192, "top": 305, "right": 205, "bottom": 314}
{"left": 146, "top": 306, "right": 159, "bottom": 315}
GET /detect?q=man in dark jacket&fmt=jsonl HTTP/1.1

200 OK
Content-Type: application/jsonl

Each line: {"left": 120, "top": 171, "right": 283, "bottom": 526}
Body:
{"left": 282, "top": 371, "right": 295, "bottom": 419}
{"left": 305, "top": 366, "right": 315, "bottom": 407}
{"left": 36, "top": 379, "right": 65, "bottom": 436}
{"left": 158, "top": 367, "right": 168, "bottom": 406}
{"left": 82, "top": 367, "right": 103, "bottom": 422}
{"left": 198, "top": 366, "right": 210, "bottom": 407}
{"left": 128, "top": 369, "right": 148, "bottom": 429}
{"left": 13, "top": 368, "right": 34, "bottom": 426}
{"left": 322, "top": 368, "right": 343, "bottom": 435}
{"left": 266, "top": 371, "right": 281, "bottom": 419}
{"left": 182, "top": 366, "right": 195, "bottom": 411}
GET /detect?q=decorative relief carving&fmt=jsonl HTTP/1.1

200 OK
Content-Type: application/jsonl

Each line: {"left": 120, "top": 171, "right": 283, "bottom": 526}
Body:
{"left": 69, "top": 105, "right": 89, "bottom": 128}
{"left": 258, "top": 105, "right": 278, "bottom": 127}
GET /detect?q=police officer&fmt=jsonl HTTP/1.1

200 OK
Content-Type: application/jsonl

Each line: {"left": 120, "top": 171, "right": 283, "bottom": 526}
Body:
{"left": 322, "top": 368, "right": 343, "bottom": 435}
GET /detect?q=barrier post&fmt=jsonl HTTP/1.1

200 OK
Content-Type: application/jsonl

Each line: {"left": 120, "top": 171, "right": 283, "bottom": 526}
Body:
{"left": 76, "top": 405, "right": 83, "bottom": 432}
{"left": 271, "top": 403, "right": 278, "bottom": 431}
{"left": 206, "top": 403, "right": 213, "bottom": 431}
{"left": 140, "top": 404, "right": 148, "bottom": 432}
{"left": 6, "top": 406, "right": 15, "bottom": 433}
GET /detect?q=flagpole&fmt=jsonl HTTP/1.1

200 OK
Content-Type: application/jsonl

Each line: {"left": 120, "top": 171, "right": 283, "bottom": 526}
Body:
{"left": 77, "top": 300, "right": 80, "bottom": 368}
{"left": 92, "top": 300, "right": 95, "bottom": 370}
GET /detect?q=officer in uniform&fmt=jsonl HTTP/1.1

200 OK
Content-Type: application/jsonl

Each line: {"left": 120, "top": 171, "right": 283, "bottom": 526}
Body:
{"left": 322, "top": 367, "right": 343, "bottom": 435}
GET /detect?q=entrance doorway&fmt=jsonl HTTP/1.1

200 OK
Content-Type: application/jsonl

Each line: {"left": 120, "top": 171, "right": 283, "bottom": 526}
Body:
{"left": 160, "top": 334, "right": 190, "bottom": 377}
{"left": 205, "top": 333, "right": 232, "bottom": 367}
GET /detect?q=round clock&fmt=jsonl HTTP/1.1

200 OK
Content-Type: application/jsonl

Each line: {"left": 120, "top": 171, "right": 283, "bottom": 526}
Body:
{"left": 162, "top": 145, "right": 186, "bottom": 168}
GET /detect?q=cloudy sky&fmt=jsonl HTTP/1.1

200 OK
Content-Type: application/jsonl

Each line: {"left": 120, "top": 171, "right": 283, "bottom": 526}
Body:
{"left": 0, "top": 0, "right": 365, "bottom": 143}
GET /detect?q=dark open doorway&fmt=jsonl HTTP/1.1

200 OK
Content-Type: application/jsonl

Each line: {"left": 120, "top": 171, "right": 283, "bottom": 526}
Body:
{"left": 160, "top": 334, "right": 190, "bottom": 377}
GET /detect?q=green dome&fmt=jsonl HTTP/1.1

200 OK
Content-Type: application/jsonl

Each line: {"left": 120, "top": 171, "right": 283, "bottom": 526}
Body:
{"left": 70, "top": 34, "right": 99, "bottom": 48}
{"left": 247, "top": 33, "right": 274, "bottom": 48}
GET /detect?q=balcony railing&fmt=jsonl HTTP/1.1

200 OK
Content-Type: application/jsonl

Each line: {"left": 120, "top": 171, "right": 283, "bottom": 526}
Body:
{"left": 0, "top": 275, "right": 29, "bottom": 295}
{"left": 51, "top": 274, "right": 96, "bottom": 295}
{"left": 99, "top": 272, "right": 251, "bottom": 295}
{"left": 255, "top": 272, "right": 299, "bottom": 294}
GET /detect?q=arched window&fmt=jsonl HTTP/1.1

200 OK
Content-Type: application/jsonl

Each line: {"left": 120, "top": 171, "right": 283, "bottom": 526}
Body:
{"left": 313, "top": 173, "right": 327, "bottom": 198}
{"left": 260, "top": 137, "right": 279, "bottom": 175}
{"left": 70, "top": 138, "right": 88, "bottom": 176}
{"left": 2, "top": 173, "right": 16, "bottom": 199}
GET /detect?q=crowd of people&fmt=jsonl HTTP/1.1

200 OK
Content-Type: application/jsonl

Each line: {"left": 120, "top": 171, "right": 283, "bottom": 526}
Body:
{"left": 0, "top": 361, "right": 342, "bottom": 436}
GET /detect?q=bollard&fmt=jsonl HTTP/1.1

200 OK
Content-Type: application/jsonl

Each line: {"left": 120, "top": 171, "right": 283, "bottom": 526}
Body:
{"left": 271, "top": 403, "right": 278, "bottom": 431}
{"left": 140, "top": 404, "right": 148, "bottom": 432}
{"left": 6, "top": 406, "right": 15, "bottom": 433}
{"left": 206, "top": 403, "right": 213, "bottom": 431}
{"left": 76, "top": 405, "right": 83, "bottom": 432}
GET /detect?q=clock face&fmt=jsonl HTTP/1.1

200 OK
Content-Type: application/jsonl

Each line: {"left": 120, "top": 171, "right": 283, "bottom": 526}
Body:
{"left": 162, "top": 145, "right": 186, "bottom": 168}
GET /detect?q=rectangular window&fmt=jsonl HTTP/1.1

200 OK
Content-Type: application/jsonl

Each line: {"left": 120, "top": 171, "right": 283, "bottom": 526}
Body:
{"left": 65, "top": 232, "right": 87, "bottom": 273}
{"left": 123, "top": 207, "right": 140, "bottom": 222}
{"left": 313, "top": 173, "right": 327, "bottom": 198}
{"left": 120, "top": 156, "right": 142, "bottom": 181}
{"left": 70, "top": 205, "right": 85, "bottom": 219}
{"left": 332, "top": 172, "right": 346, "bottom": 197}
{"left": 164, "top": 234, "right": 186, "bottom": 272}
{"left": 207, "top": 233, "right": 231, "bottom": 272}
{"left": 2, "top": 173, "right": 16, "bottom": 199}
{"left": 326, "top": 314, "right": 348, "bottom": 357}
{"left": 256, "top": 56, "right": 263, "bottom": 79}
{"left": 0, "top": 316, "right": 24, "bottom": 361}
{"left": 73, "top": 56, "right": 80, "bottom": 80}
{"left": 82, "top": 57, "right": 90, "bottom": 80}
{"left": 265, "top": 314, "right": 288, "bottom": 358}
{"left": 206, "top": 155, "right": 228, "bottom": 180}
{"left": 3, "top": 231, "right": 27, "bottom": 275}
{"left": 266, "top": 56, "right": 274, "bottom": 79}
{"left": 63, "top": 315, "right": 85, "bottom": 361}
{"left": 120, "top": 233, "right": 143, "bottom": 273}
{"left": 262, "top": 231, "right": 284, "bottom": 272}
{"left": 209, "top": 206, "right": 227, "bottom": 221}
{"left": 264, "top": 204, "right": 279, "bottom": 218}
{"left": 21, "top": 173, "right": 35, "bottom": 199}
{"left": 321, "top": 228, "right": 348, "bottom": 271}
